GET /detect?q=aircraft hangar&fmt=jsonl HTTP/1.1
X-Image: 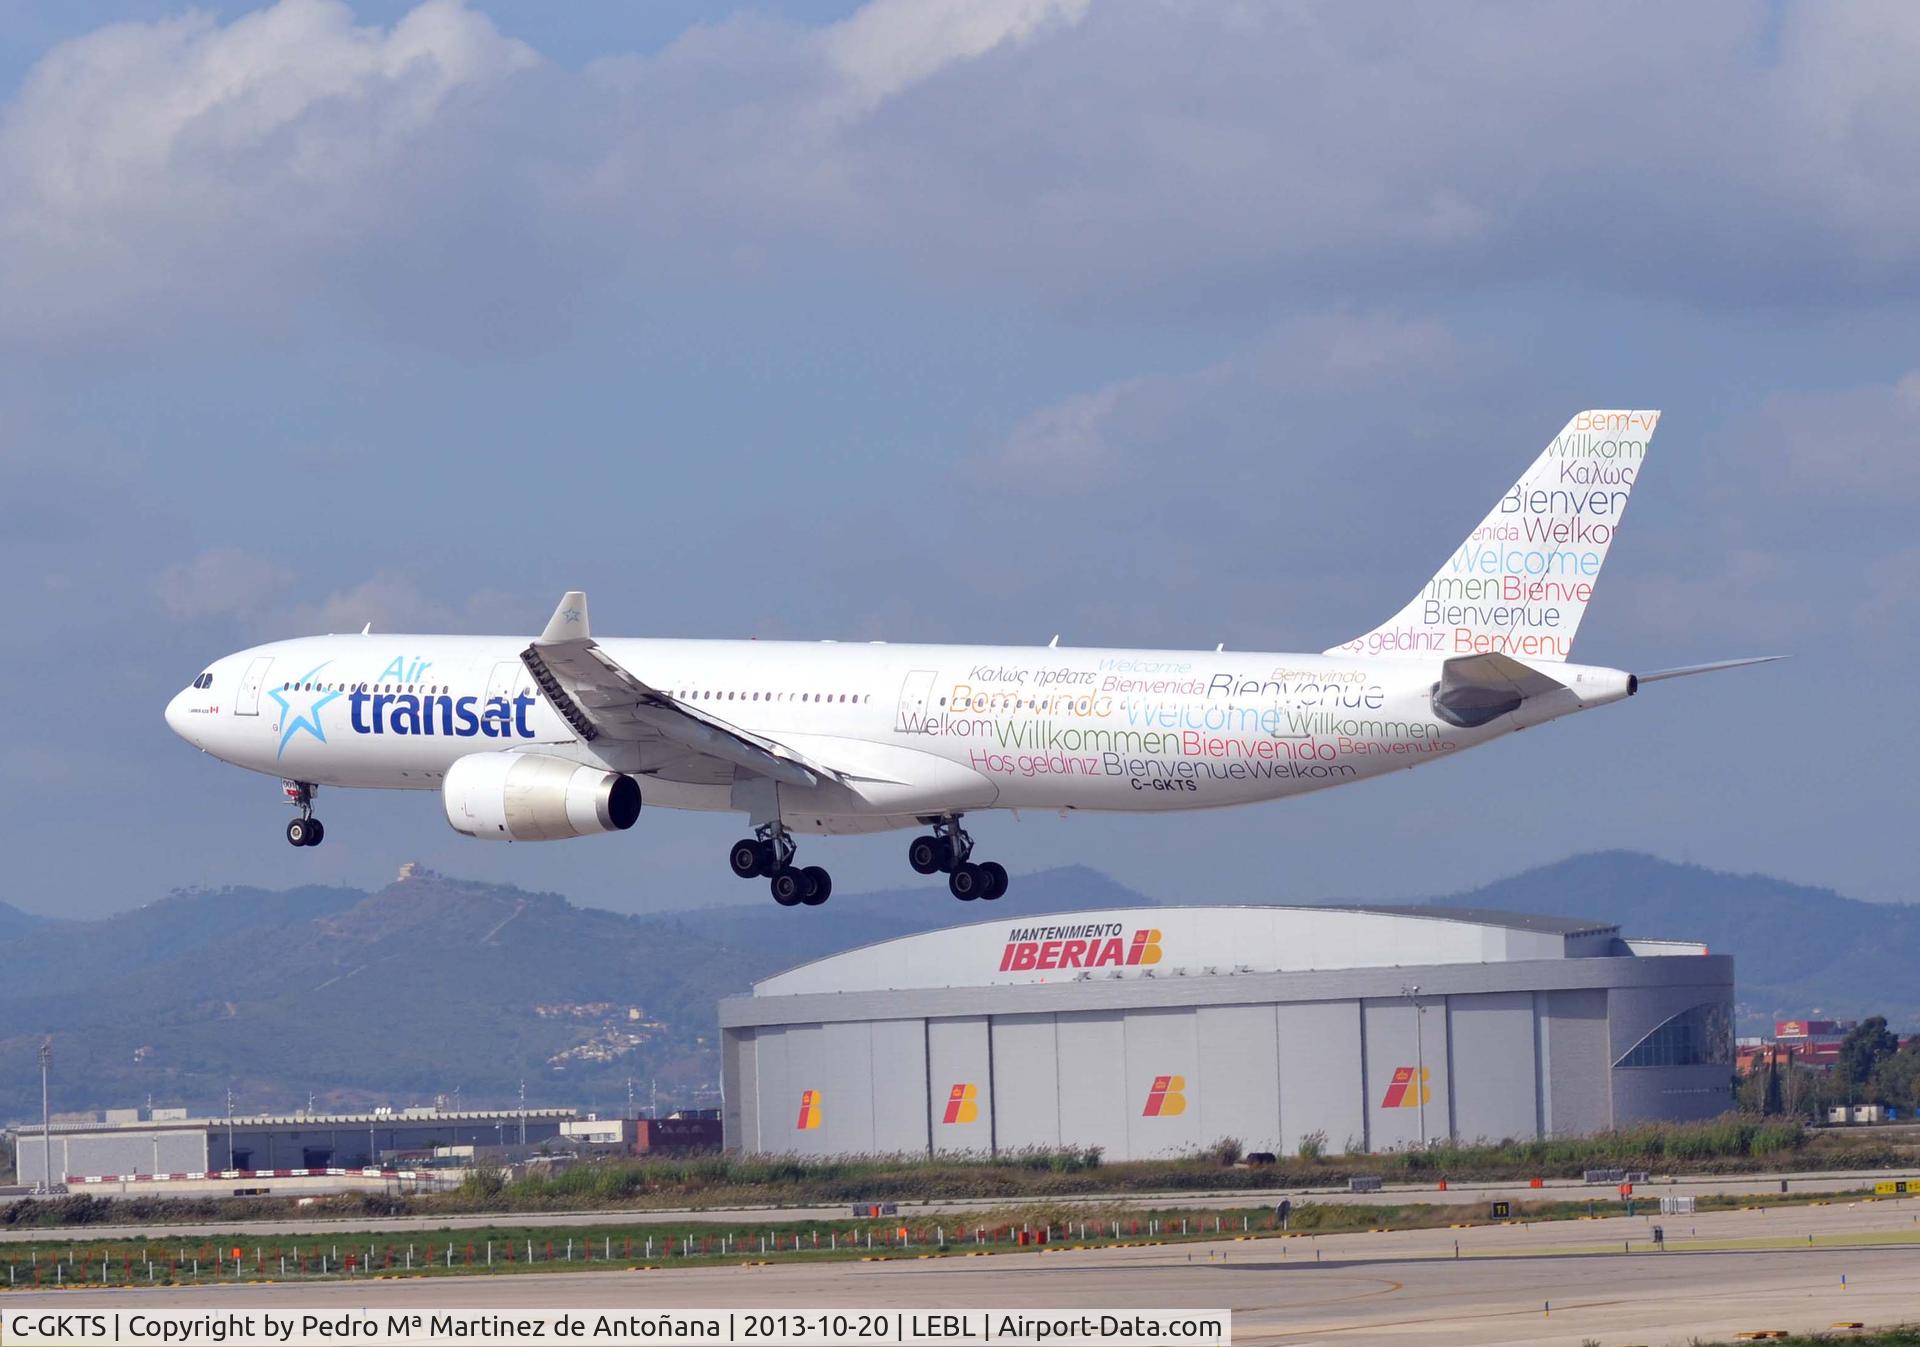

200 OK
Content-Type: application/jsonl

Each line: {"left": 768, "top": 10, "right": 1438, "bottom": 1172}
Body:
{"left": 718, "top": 905, "right": 1734, "bottom": 1158}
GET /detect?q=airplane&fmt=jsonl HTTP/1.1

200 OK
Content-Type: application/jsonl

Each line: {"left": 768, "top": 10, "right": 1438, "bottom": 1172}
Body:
{"left": 166, "top": 410, "right": 1775, "bottom": 908}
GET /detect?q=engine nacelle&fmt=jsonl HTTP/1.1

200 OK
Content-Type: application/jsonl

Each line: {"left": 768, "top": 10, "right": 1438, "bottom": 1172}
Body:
{"left": 443, "top": 752, "right": 641, "bottom": 841}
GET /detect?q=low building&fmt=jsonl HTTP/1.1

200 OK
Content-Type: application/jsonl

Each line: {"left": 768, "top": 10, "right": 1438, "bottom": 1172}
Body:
{"left": 721, "top": 905, "right": 1736, "bottom": 1159}
{"left": 9, "top": 1108, "right": 575, "bottom": 1187}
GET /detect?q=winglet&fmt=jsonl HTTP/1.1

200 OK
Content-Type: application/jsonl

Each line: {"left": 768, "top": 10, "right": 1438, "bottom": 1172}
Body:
{"left": 539, "top": 591, "right": 591, "bottom": 644}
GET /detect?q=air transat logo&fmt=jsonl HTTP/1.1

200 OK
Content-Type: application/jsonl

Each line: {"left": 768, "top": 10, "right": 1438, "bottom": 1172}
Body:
{"left": 998, "top": 925, "right": 1163, "bottom": 972}
{"left": 1142, "top": 1075, "right": 1186, "bottom": 1117}
{"left": 1381, "top": 1067, "right": 1431, "bottom": 1109}
{"left": 266, "top": 654, "right": 539, "bottom": 756}
{"left": 267, "top": 661, "right": 341, "bottom": 758}
{"left": 941, "top": 1084, "right": 978, "bottom": 1125}
{"left": 795, "top": 1089, "right": 822, "bottom": 1130}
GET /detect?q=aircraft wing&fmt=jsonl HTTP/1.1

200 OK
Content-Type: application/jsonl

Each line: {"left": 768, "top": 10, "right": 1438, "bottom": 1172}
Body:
{"left": 519, "top": 591, "right": 837, "bottom": 790}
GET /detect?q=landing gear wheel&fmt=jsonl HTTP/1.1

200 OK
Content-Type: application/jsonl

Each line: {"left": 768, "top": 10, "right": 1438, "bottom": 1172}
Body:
{"left": 303, "top": 819, "right": 325, "bottom": 847}
{"left": 771, "top": 869, "right": 806, "bottom": 906}
{"left": 978, "top": 860, "right": 1007, "bottom": 900}
{"left": 949, "top": 863, "right": 984, "bottom": 901}
{"left": 800, "top": 866, "right": 832, "bottom": 906}
{"left": 907, "top": 835, "right": 945, "bottom": 875}
{"left": 729, "top": 839, "right": 766, "bottom": 879}
{"left": 286, "top": 818, "right": 316, "bottom": 847}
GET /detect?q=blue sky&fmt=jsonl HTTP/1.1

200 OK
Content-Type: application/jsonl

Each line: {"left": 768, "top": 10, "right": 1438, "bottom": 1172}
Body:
{"left": 2, "top": 0, "right": 1916, "bottom": 918}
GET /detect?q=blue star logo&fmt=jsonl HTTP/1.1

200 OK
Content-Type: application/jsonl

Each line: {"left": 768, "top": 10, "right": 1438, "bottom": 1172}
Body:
{"left": 267, "top": 661, "right": 342, "bottom": 758}
{"left": 562, "top": 607, "right": 582, "bottom": 625}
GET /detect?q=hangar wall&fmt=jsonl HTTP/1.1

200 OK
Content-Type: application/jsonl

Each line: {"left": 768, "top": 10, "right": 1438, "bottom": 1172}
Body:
{"left": 720, "top": 906, "right": 1735, "bottom": 1159}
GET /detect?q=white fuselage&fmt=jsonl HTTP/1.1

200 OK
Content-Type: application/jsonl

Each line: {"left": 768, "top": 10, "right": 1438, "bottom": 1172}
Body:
{"left": 165, "top": 634, "right": 1632, "bottom": 835}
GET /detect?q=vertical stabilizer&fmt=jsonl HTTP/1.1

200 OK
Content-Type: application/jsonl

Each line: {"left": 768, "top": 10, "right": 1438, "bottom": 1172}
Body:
{"left": 1327, "top": 410, "right": 1659, "bottom": 661}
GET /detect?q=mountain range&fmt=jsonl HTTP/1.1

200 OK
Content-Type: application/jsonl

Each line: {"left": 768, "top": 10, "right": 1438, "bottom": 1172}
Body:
{"left": 1, "top": 851, "right": 1912, "bottom": 1126}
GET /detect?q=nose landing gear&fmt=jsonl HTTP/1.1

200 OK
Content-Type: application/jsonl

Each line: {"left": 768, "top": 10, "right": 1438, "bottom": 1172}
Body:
{"left": 283, "top": 780, "right": 324, "bottom": 847}
{"left": 908, "top": 816, "right": 1008, "bottom": 900}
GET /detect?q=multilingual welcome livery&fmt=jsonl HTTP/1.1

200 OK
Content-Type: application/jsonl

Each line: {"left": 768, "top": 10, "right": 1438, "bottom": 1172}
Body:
{"left": 166, "top": 410, "right": 1775, "bottom": 908}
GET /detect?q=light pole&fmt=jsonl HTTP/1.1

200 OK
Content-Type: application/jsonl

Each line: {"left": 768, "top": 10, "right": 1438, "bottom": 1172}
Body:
{"left": 1402, "top": 985, "right": 1427, "bottom": 1148}
{"left": 38, "top": 1039, "right": 52, "bottom": 1195}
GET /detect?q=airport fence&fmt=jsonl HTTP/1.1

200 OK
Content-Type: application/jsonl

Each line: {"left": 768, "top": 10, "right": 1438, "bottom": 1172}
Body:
{"left": 0, "top": 1206, "right": 1364, "bottom": 1289}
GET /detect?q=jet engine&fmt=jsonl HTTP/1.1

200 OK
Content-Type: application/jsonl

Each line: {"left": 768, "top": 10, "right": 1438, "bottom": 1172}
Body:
{"left": 443, "top": 752, "right": 641, "bottom": 841}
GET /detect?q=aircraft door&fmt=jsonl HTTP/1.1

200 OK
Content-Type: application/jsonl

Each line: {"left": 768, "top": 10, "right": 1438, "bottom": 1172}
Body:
{"left": 895, "top": 669, "right": 938, "bottom": 732}
{"left": 235, "top": 656, "right": 275, "bottom": 716}
{"left": 484, "top": 660, "right": 524, "bottom": 705}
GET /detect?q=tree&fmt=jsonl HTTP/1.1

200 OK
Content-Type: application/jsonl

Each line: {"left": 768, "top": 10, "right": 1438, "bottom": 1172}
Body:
{"left": 1870, "top": 1040, "right": 1920, "bottom": 1113}
{"left": 1836, "top": 1018, "right": 1900, "bottom": 1096}
{"left": 1762, "top": 1058, "right": 1784, "bottom": 1116}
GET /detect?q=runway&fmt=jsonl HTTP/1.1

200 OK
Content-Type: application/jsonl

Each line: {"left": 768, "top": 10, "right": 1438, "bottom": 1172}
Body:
{"left": 6, "top": 1168, "right": 1912, "bottom": 1244}
{"left": 15, "top": 1198, "right": 1920, "bottom": 1345}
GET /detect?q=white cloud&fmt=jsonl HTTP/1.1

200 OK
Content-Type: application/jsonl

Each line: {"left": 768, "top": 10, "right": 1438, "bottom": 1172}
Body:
{"left": 154, "top": 546, "right": 293, "bottom": 619}
{"left": 1735, "top": 371, "right": 1920, "bottom": 503}
{"left": 0, "top": 0, "right": 539, "bottom": 345}
{"left": 986, "top": 311, "right": 1473, "bottom": 487}
{"left": 821, "top": 0, "right": 1089, "bottom": 111}
{"left": 280, "top": 574, "right": 492, "bottom": 636}
{"left": 152, "top": 549, "right": 517, "bottom": 637}
{"left": 7, "top": 0, "right": 1920, "bottom": 353}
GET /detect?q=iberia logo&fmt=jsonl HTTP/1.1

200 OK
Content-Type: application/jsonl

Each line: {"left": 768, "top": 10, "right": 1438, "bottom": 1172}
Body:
{"left": 796, "top": 1089, "right": 822, "bottom": 1130}
{"left": 941, "top": 1083, "right": 978, "bottom": 1125}
{"left": 1381, "top": 1067, "right": 1431, "bottom": 1109}
{"left": 1142, "top": 1074, "right": 1187, "bottom": 1117}
{"left": 999, "top": 924, "right": 1163, "bottom": 972}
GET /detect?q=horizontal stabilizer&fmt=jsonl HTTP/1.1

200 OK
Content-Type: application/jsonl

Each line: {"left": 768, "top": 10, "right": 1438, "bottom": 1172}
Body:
{"left": 1433, "top": 652, "right": 1565, "bottom": 728}
{"left": 1636, "top": 655, "right": 1784, "bottom": 684}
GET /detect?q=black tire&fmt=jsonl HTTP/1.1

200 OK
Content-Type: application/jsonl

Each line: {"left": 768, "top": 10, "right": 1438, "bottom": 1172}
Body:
{"left": 978, "top": 860, "right": 1007, "bottom": 900}
{"left": 801, "top": 866, "right": 832, "bottom": 906}
{"left": 771, "top": 869, "right": 804, "bottom": 906}
{"left": 729, "top": 839, "right": 763, "bottom": 879}
{"left": 756, "top": 842, "right": 780, "bottom": 877}
{"left": 949, "top": 863, "right": 983, "bottom": 901}
{"left": 303, "top": 819, "right": 325, "bottom": 847}
{"left": 286, "top": 819, "right": 310, "bottom": 847}
{"left": 907, "top": 835, "right": 943, "bottom": 875}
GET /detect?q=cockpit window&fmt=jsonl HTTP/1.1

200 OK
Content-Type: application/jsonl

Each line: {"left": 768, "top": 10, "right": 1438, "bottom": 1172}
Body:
{"left": 192, "top": 673, "right": 212, "bottom": 689}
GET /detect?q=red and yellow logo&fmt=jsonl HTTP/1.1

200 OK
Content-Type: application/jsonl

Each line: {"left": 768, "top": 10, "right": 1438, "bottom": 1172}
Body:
{"left": 1380, "top": 1067, "right": 1431, "bottom": 1109}
{"left": 796, "top": 1088, "right": 822, "bottom": 1130}
{"left": 1142, "top": 1074, "right": 1187, "bottom": 1117}
{"left": 941, "top": 1083, "right": 979, "bottom": 1125}
{"left": 999, "top": 925, "right": 1163, "bottom": 973}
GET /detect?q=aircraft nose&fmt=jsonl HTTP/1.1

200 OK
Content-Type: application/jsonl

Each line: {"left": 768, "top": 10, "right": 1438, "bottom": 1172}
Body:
{"left": 165, "top": 688, "right": 193, "bottom": 742}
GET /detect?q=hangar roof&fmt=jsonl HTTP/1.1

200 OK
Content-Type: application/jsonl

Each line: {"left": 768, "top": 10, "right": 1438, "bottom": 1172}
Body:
{"left": 750, "top": 905, "right": 1645, "bottom": 998}
{"left": 1344, "top": 904, "right": 1619, "bottom": 937}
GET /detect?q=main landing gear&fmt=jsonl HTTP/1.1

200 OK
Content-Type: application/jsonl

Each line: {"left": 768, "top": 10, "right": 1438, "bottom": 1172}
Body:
{"left": 283, "top": 780, "right": 325, "bottom": 847}
{"left": 728, "top": 823, "right": 831, "bottom": 908}
{"left": 908, "top": 816, "right": 1008, "bottom": 901}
